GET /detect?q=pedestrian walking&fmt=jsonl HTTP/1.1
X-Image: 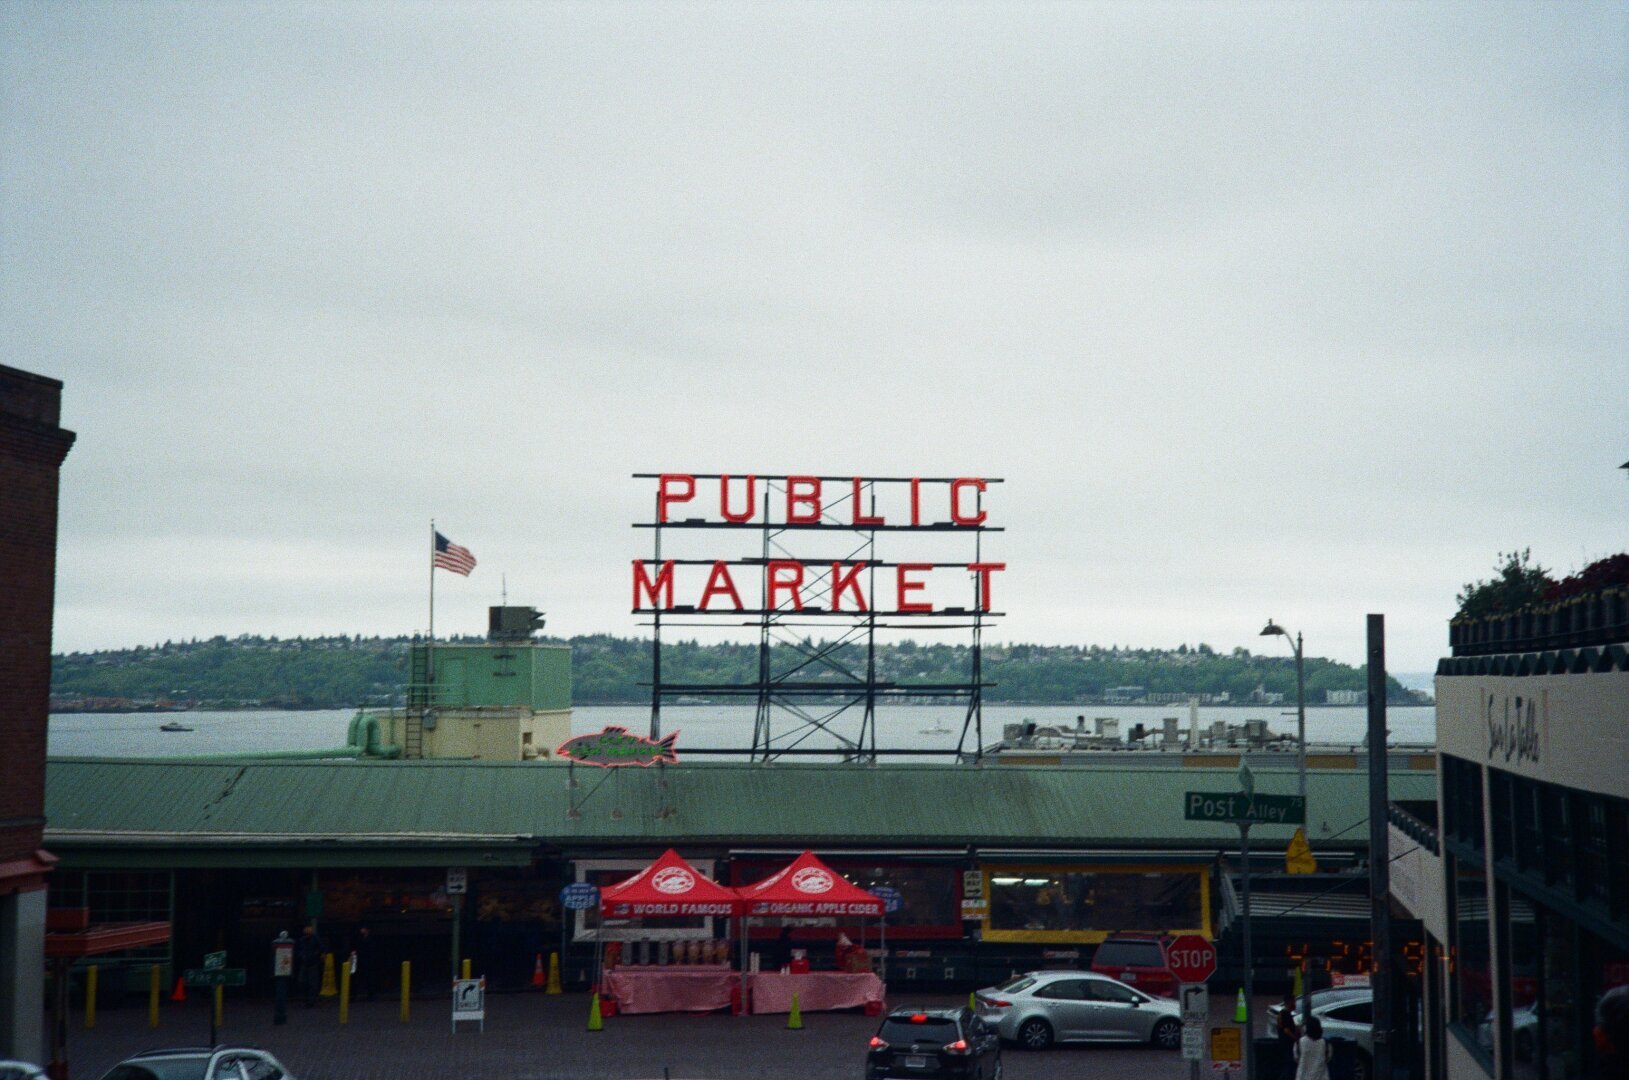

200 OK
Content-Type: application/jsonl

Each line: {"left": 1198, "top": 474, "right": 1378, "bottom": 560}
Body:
{"left": 1275, "top": 991, "right": 1300, "bottom": 1079}
{"left": 296, "top": 924, "right": 321, "bottom": 1007}
{"left": 1293, "top": 1015, "right": 1332, "bottom": 1080}
{"left": 353, "top": 925, "right": 377, "bottom": 1001}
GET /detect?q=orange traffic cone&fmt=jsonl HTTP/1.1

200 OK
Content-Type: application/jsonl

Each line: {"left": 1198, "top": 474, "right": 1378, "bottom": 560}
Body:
{"left": 171, "top": 976, "right": 187, "bottom": 1002}
{"left": 531, "top": 954, "right": 545, "bottom": 989}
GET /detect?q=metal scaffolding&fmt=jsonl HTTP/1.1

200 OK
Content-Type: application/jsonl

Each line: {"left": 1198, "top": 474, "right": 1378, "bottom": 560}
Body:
{"left": 633, "top": 474, "right": 1003, "bottom": 763}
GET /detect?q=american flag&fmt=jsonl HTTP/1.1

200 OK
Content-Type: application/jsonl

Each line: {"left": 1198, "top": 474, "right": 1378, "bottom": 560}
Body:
{"left": 433, "top": 532, "right": 477, "bottom": 576}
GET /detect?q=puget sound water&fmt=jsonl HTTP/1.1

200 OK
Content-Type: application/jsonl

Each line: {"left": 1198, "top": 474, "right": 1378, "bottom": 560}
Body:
{"left": 48, "top": 703, "right": 1435, "bottom": 760}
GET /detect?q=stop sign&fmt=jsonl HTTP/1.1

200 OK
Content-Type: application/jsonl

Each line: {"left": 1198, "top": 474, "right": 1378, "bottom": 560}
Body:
{"left": 1164, "top": 934, "right": 1217, "bottom": 984}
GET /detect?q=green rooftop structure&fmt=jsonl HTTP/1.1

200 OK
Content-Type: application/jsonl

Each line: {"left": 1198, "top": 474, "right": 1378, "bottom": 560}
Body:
{"left": 358, "top": 606, "right": 573, "bottom": 761}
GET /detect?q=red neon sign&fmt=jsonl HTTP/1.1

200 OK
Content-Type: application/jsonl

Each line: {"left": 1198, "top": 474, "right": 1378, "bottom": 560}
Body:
{"left": 634, "top": 474, "right": 1004, "bottom": 617}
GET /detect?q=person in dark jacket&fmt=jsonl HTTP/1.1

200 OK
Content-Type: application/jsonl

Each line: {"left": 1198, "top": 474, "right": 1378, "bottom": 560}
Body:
{"left": 296, "top": 924, "right": 321, "bottom": 1006}
{"left": 1276, "top": 992, "right": 1301, "bottom": 1079}
{"left": 353, "top": 925, "right": 376, "bottom": 1001}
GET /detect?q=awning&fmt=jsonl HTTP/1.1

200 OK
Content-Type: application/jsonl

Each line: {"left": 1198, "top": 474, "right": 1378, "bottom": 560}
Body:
{"left": 601, "top": 848, "right": 744, "bottom": 917}
{"left": 738, "top": 850, "right": 883, "bottom": 917}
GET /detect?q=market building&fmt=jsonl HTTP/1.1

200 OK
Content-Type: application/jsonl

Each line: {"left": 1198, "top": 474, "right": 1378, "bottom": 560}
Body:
{"left": 43, "top": 755, "right": 1435, "bottom": 1002}
{"left": 1390, "top": 585, "right": 1629, "bottom": 1079}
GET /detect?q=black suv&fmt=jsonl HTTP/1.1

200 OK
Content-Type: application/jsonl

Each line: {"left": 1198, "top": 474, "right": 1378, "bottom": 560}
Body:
{"left": 866, "top": 1006, "right": 1002, "bottom": 1080}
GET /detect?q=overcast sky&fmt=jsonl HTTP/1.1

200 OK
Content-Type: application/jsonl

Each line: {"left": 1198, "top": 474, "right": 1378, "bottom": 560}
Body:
{"left": 3, "top": 2, "right": 1624, "bottom": 672}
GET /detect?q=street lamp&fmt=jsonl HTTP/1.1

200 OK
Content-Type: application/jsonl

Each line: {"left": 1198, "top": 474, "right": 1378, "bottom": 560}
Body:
{"left": 1260, "top": 620, "right": 1306, "bottom": 803}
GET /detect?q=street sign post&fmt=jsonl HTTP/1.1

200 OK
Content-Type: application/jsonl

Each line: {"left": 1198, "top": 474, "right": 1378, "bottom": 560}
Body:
{"left": 452, "top": 977, "right": 485, "bottom": 1033}
{"left": 1185, "top": 789, "right": 1281, "bottom": 1080}
{"left": 1165, "top": 935, "right": 1218, "bottom": 984}
{"left": 185, "top": 964, "right": 245, "bottom": 1047}
{"left": 1180, "top": 984, "right": 1209, "bottom": 1065}
{"left": 184, "top": 968, "right": 246, "bottom": 987}
{"left": 1210, "top": 1026, "right": 1242, "bottom": 1073}
{"left": 1184, "top": 791, "right": 1306, "bottom": 825}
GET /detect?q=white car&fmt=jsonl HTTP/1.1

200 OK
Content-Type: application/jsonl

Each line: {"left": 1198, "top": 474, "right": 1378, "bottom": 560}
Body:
{"left": 97, "top": 1047, "right": 294, "bottom": 1080}
{"left": 974, "top": 970, "right": 1183, "bottom": 1050}
{"left": 0, "top": 1062, "right": 47, "bottom": 1080}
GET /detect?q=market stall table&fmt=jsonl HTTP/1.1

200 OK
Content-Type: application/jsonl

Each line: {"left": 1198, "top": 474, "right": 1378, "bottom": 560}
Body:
{"left": 745, "top": 970, "right": 885, "bottom": 1015}
{"left": 603, "top": 965, "right": 740, "bottom": 1015}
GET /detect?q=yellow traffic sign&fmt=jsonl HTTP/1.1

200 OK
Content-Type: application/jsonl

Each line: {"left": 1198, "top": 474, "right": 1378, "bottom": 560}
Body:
{"left": 1286, "top": 827, "right": 1318, "bottom": 874}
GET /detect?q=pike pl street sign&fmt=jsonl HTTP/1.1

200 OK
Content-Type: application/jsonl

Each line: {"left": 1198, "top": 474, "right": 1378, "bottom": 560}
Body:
{"left": 1184, "top": 791, "right": 1306, "bottom": 825}
{"left": 184, "top": 968, "right": 246, "bottom": 987}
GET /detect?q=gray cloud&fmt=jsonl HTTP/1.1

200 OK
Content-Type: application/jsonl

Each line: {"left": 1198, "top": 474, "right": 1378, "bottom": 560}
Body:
{"left": 3, "top": 1, "right": 1623, "bottom": 670}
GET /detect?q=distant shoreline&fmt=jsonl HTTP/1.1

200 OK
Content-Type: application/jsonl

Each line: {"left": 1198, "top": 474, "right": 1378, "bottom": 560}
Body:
{"left": 51, "top": 698, "right": 1430, "bottom": 714}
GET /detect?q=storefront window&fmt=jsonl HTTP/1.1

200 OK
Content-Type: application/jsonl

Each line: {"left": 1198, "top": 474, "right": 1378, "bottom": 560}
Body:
{"left": 1576, "top": 797, "right": 1611, "bottom": 907}
{"left": 1452, "top": 858, "right": 1492, "bottom": 1034}
{"left": 1491, "top": 770, "right": 1513, "bottom": 862}
{"left": 473, "top": 866, "right": 565, "bottom": 927}
{"left": 322, "top": 869, "right": 454, "bottom": 921}
{"left": 1513, "top": 779, "right": 1543, "bottom": 874}
{"left": 1542, "top": 789, "right": 1573, "bottom": 890}
{"left": 838, "top": 864, "right": 958, "bottom": 931}
{"left": 1507, "top": 897, "right": 1539, "bottom": 1080}
{"left": 984, "top": 867, "right": 1204, "bottom": 942}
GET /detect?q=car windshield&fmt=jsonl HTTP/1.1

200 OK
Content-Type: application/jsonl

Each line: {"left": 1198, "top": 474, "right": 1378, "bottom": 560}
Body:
{"left": 1095, "top": 941, "right": 1166, "bottom": 967}
{"left": 127, "top": 1058, "right": 211, "bottom": 1080}
{"left": 879, "top": 1017, "right": 959, "bottom": 1044}
{"left": 994, "top": 976, "right": 1036, "bottom": 993}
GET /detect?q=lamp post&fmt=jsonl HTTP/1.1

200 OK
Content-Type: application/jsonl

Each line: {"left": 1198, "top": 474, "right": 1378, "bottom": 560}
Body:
{"left": 1260, "top": 620, "right": 1306, "bottom": 803}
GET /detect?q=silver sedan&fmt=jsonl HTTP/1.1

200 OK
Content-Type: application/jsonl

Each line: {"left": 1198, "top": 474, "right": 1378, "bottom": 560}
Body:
{"left": 975, "top": 970, "right": 1183, "bottom": 1050}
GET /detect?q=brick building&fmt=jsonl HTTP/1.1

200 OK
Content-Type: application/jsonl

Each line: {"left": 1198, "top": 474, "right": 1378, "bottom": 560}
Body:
{"left": 0, "top": 364, "right": 75, "bottom": 1063}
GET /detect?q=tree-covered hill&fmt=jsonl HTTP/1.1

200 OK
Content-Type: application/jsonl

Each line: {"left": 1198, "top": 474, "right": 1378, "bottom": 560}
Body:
{"left": 50, "top": 634, "right": 1416, "bottom": 710}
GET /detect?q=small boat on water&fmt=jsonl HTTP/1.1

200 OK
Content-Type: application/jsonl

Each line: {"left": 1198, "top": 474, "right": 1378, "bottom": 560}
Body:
{"left": 159, "top": 721, "right": 194, "bottom": 732}
{"left": 919, "top": 722, "right": 953, "bottom": 735}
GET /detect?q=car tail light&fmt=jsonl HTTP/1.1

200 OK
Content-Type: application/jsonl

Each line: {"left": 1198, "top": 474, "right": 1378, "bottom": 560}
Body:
{"left": 944, "top": 1039, "right": 969, "bottom": 1053}
{"left": 869, "top": 1036, "right": 887, "bottom": 1049}
{"left": 981, "top": 998, "right": 1012, "bottom": 1008}
{"left": 910, "top": 1013, "right": 928, "bottom": 1023}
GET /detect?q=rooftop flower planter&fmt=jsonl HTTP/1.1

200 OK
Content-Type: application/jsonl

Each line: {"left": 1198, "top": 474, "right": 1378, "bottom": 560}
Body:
{"left": 1449, "top": 554, "right": 1629, "bottom": 658}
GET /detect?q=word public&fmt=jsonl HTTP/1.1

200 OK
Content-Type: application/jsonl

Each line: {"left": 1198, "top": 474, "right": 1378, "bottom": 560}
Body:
{"left": 634, "top": 473, "right": 1005, "bottom": 615}
{"left": 652, "top": 473, "right": 992, "bottom": 527}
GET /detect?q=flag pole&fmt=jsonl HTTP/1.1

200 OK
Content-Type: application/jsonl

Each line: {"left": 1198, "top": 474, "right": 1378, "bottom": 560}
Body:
{"left": 428, "top": 520, "right": 436, "bottom": 686}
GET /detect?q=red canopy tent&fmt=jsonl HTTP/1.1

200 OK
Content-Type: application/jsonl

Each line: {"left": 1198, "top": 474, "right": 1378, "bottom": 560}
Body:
{"left": 600, "top": 848, "right": 744, "bottom": 918}
{"left": 738, "top": 850, "right": 883, "bottom": 917}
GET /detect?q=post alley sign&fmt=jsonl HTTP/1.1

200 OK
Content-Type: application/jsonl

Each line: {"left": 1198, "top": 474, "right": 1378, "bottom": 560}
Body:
{"left": 631, "top": 473, "right": 1005, "bottom": 617}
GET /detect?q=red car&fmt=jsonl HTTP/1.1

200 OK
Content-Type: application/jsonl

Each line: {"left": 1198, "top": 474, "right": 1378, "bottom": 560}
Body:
{"left": 1089, "top": 933, "right": 1181, "bottom": 998}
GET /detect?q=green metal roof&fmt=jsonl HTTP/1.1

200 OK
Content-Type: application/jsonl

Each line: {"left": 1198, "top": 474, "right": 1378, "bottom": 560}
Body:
{"left": 44, "top": 757, "right": 1434, "bottom": 867}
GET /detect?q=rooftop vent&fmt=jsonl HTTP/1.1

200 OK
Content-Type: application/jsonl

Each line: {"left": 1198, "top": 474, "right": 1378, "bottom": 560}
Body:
{"left": 488, "top": 606, "right": 545, "bottom": 641}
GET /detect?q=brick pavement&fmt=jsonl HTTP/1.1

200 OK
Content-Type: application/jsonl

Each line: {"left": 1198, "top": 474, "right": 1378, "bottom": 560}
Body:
{"left": 56, "top": 990, "right": 1267, "bottom": 1079}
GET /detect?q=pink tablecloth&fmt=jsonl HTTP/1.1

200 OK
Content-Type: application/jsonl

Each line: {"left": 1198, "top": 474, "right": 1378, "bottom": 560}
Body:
{"left": 746, "top": 971, "right": 885, "bottom": 1014}
{"left": 603, "top": 966, "right": 739, "bottom": 1015}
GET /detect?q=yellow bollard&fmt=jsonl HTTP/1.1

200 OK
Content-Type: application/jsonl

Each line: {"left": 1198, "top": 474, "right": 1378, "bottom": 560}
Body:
{"left": 85, "top": 965, "right": 98, "bottom": 1029}
{"left": 545, "top": 952, "right": 562, "bottom": 995}
{"left": 786, "top": 991, "right": 803, "bottom": 1030}
{"left": 400, "top": 960, "right": 411, "bottom": 1023}
{"left": 320, "top": 953, "right": 337, "bottom": 997}
{"left": 339, "top": 958, "right": 351, "bottom": 1024}
{"left": 214, "top": 985, "right": 223, "bottom": 1028}
{"left": 149, "top": 964, "right": 161, "bottom": 1028}
{"left": 461, "top": 958, "right": 471, "bottom": 980}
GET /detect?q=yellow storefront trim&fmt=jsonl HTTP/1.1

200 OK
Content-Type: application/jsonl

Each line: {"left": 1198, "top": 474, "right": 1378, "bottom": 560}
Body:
{"left": 979, "top": 863, "right": 1212, "bottom": 945}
